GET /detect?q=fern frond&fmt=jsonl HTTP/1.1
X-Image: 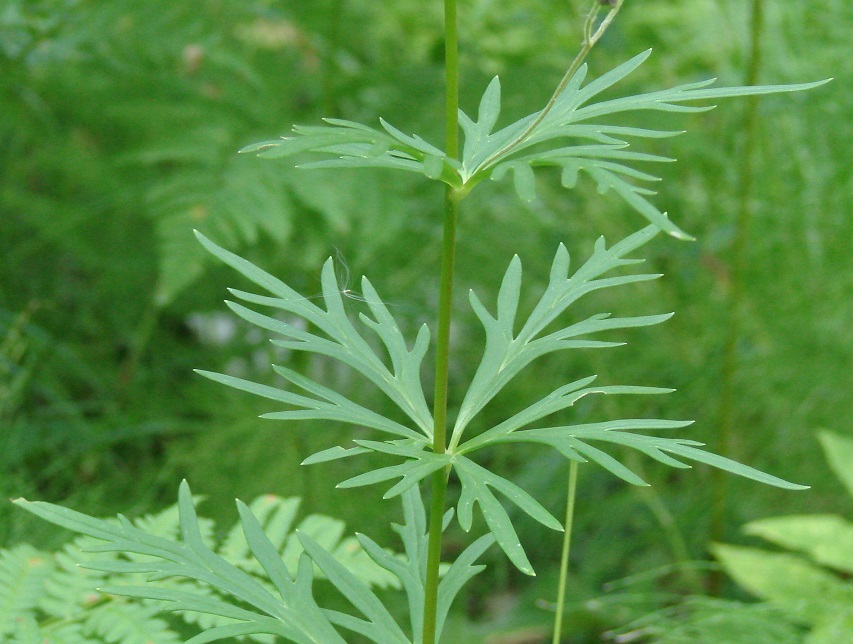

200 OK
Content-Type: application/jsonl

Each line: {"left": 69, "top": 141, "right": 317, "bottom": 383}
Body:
{"left": 82, "top": 601, "right": 182, "bottom": 644}
{"left": 0, "top": 544, "right": 54, "bottom": 636}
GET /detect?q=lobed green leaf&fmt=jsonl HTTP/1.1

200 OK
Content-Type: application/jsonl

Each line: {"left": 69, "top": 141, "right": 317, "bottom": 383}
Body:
{"left": 451, "top": 224, "right": 666, "bottom": 447}
{"left": 196, "top": 230, "right": 433, "bottom": 437}
{"left": 454, "top": 455, "right": 562, "bottom": 575}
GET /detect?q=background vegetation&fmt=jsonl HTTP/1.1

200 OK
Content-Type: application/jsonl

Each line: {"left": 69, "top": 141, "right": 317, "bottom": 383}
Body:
{"left": 2, "top": 0, "right": 850, "bottom": 640}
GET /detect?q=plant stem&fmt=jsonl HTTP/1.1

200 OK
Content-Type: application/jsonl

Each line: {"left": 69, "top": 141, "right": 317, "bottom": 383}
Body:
{"left": 423, "top": 0, "right": 460, "bottom": 641}
{"left": 552, "top": 460, "right": 579, "bottom": 644}
{"left": 321, "top": 0, "right": 343, "bottom": 117}
{"left": 709, "top": 0, "right": 764, "bottom": 595}
{"left": 477, "top": 0, "right": 624, "bottom": 173}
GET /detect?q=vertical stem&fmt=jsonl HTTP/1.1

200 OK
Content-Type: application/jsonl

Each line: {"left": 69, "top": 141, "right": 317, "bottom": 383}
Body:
{"left": 708, "top": 0, "right": 764, "bottom": 595}
{"left": 443, "top": 0, "right": 459, "bottom": 161}
{"left": 423, "top": 1, "right": 459, "bottom": 642}
{"left": 322, "top": 0, "right": 343, "bottom": 116}
{"left": 552, "top": 461, "right": 579, "bottom": 644}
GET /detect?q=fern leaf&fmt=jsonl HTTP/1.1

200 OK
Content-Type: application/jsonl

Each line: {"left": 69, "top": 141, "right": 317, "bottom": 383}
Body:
{"left": 0, "top": 544, "right": 53, "bottom": 636}
{"left": 82, "top": 601, "right": 181, "bottom": 644}
{"left": 220, "top": 494, "right": 301, "bottom": 565}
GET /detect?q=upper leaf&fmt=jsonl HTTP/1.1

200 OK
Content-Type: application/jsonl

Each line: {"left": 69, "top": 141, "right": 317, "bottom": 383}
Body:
{"left": 241, "top": 117, "right": 462, "bottom": 188}
{"left": 457, "top": 50, "right": 827, "bottom": 238}
{"left": 243, "top": 49, "right": 826, "bottom": 237}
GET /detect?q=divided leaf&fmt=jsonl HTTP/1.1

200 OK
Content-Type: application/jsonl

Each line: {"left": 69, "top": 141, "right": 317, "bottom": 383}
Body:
{"left": 478, "top": 420, "right": 806, "bottom": 490}
{"left": 12, "top": 482, "right": 408, "bottom": 644}
{"left": 243, "top": 48, "right": 825, "bottom": 237}
{"left": 356, "top": 487, "right": 494, "bottom": 642}
{"left": 241, "top": 118, "right": 459, "bottom": 187}
{"left": 451, "top": 224, "right": 666, "bottom": 447}
{"left": 454, "top": 456, "right": 561, "bottom": 576}
{"left": 457, "top": 51, "right": 827, "bottom": 237}
{"left": 196, "top": 230, "right": 433, "bottom": 438}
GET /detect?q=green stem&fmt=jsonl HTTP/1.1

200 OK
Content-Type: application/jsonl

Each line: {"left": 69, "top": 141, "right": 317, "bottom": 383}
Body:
{"left": 552, "top": 460, "right": 579, "bottom": 644}
{"left": 709, "top": 0, "right": 764, "bottom": 595}
{"left": 422, "top": 1, "right": 460, "bottom": 642}
{"left": 476, "top": 0, "right": 623, "bottom": 173}
{"left": 321, "top": 0, "right": 343, "bottom": 117}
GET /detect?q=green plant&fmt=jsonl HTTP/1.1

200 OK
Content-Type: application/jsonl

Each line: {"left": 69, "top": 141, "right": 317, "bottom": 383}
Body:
{"left": 1, "top": 490, "right": 396, "bottom": 642}
{"left": 14, "top": 1, "right": 827, "bottom": 641}
{"left": 712, "top": 431, "right": 853, "bottom": 641}
{"left": 606, "top": 431, "right": 853, "bottom": 643}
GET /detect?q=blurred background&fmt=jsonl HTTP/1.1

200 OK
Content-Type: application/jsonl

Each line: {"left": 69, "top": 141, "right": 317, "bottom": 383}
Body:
{"left": 1, "top": 0, "right": 850, "bottom": 640}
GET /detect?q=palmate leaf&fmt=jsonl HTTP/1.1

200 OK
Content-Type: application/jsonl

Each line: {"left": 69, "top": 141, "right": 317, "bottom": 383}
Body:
{"left": 457, "top": 50, "right": 827, "bottom": 238}
{"left": 243, "top": 49, "right": 825, "bottom": 238}
{"left": 430, "top": 226, "right": 802, "bottom": 572}
{"left": 14, "top": 481, "right": 351, "bottom": 644}
{"left": 195, "top": 230, "right": 433, "bottom": 438}
{"left": 241, "top": 118, "right": 461, "bottom": 187}
{"left": 449, "top": 224, "right": 666, "bottom": 448}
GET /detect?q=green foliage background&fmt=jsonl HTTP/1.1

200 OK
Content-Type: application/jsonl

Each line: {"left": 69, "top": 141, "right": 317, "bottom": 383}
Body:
{"left": 2, "top": 0, "right": 850, "bottom": 639}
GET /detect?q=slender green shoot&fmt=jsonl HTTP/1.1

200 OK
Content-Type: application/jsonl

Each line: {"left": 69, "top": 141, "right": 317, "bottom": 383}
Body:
{"left": 552, "top": 461, "right": 579, "bottom": 644}
{"left": 710, "top": 0, "right": 766, "bottom": 595}
{"left": 477, "top": 0, "right": 624, "bottom": 171}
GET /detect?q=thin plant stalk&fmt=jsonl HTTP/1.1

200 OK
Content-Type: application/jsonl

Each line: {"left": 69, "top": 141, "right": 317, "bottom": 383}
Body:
{"left": 422, "top": 0, "right": 460, "bottom": 641}
{"left": 478, "top": 0, "right": 624, "bottom": 171}
{"left": 709, "top": 0, "right": 765, "bottom": 595}
{"left": 552, "top": 460, "right": 579, "bottom": 644}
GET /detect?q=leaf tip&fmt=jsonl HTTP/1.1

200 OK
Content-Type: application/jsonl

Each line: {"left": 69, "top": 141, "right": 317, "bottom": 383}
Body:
{"left": 671, "top": 229, "right": 696, "bottom": 242}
